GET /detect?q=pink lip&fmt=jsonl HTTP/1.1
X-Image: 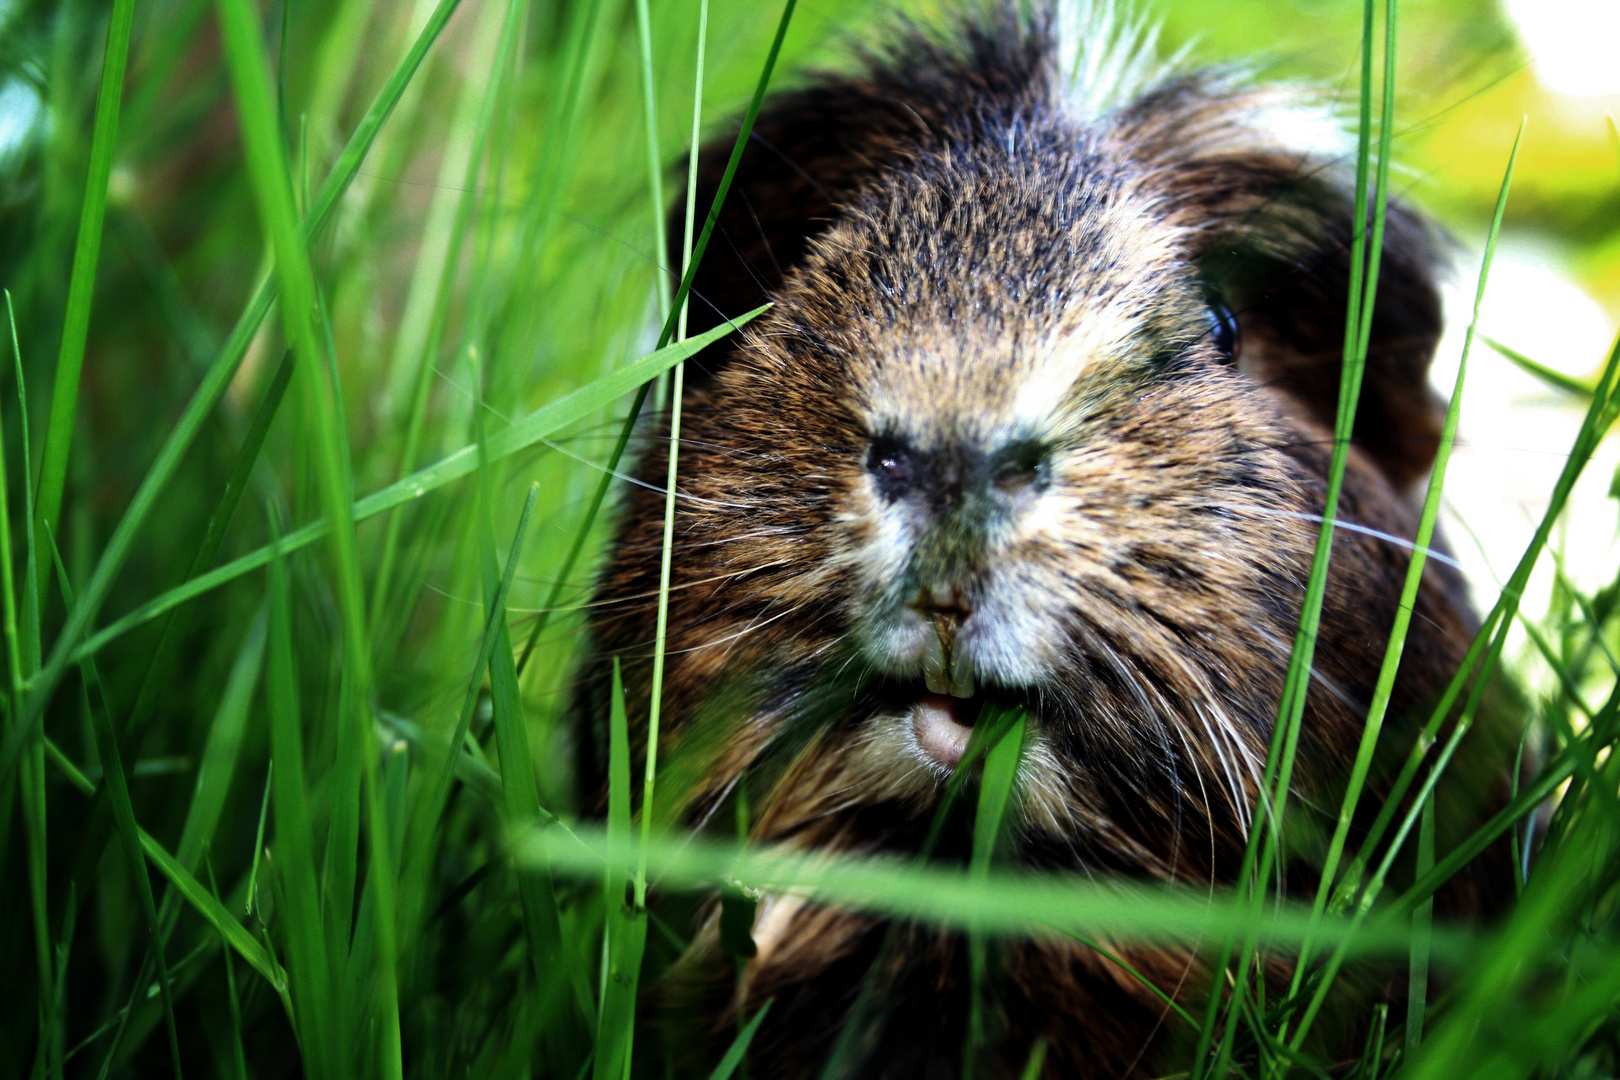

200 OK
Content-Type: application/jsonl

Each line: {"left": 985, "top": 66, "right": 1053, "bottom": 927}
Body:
{"left": 911, "top": 693, "right": 976, "bottom": 768}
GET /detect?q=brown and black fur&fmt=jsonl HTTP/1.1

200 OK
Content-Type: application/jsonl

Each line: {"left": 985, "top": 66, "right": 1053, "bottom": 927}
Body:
{"left": 576, "top": 6, "right": 1520, "bottom": 1077}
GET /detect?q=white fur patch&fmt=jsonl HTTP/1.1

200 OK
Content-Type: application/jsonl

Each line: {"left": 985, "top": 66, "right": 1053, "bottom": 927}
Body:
{"left": 1053, "top": 0, "right": 1167, "bottom": 118}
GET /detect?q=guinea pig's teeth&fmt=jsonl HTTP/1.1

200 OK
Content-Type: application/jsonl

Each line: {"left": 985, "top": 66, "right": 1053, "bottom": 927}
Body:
{"left": 924, "top": 668, "right": 950, "bottom": 696}
{"left": 949, "top": 670, "right": 975, "bottom": 699}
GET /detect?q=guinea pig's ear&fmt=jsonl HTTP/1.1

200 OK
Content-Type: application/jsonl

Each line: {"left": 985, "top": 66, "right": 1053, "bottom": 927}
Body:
{"left": 1110, "top": 78, "right": 1447, "bottom": 491}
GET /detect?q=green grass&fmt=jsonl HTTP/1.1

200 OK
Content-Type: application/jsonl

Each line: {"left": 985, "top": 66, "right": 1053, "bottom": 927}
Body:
{"left": 0, "top": 0, "right": 1617, "bottom": 1077}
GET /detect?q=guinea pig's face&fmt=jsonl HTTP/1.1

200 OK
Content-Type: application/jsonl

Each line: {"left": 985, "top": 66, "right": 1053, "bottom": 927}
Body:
{"left": 834, "top": 298, "right": 1269, "bottom": 776}
{"left": 731, "top": 156, "right": 1291, "bottom": 802}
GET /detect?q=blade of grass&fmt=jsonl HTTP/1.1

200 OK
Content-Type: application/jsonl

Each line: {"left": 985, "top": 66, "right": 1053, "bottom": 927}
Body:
{"left": 708, "top": 1000, "right": 773, "bottom": 1080}
{"left": 245, "top": 760, "right": 272, "bottom": 919}
{"left": 965, "top": 711, "right": 1025, "bottom": 1080}
{"left": 635, "top": 0, "right": 672, "bottom": 326}
{"left": 4, "top": 290, "right": 53, "bottom": 1080}
{"left": 173, "top": 610, "right": 268, "bottom": 881}
{"left": 369, "top": 0, "right": 523, "bottom": 634}
{"left": 635, "top": 0, "right": 713, "bottom": 918}
{"left": 0, "top": 289, "right": 29, "bottom": 683}
{"left": 48, "top": 882, "right": 77, "bottom": 1078}
{"left": 1483, "top": 335, "right": 1600, "bottom": 399}
{"left": 611, "top": 50, "right": 715, "bottom": 1072}
{"left": 0, "top": 293, "right": 24, "bottom": 946}
{"left": 33, "top": 0, "right": 136, "bottom": 573}
{"left": 264, "top": 522, "right": 335, "bottom": 1076}
{"left": 1362, "top": 1003, "right": 1388, "bottom": 1080}
{"left": 206, "top": 858, "right": 251, "bottom": 1080}
{"left": 486, "top": 510, "right": 569, "bottom": 999}
{"left": 593, "top": 658, "right": 646, "bottom": 1080}
{"left": 1404, "top": 798, "right": 1434, "bottom": 1059}
{"left": 1054, "top": 929, "right": 1201, "bottom": 1031}
{"left": 1018, "top": 1040, "right": 1048, "bottom": 1080}
{"left": 520, "top": 822, "right": 1471, "bottom": 961}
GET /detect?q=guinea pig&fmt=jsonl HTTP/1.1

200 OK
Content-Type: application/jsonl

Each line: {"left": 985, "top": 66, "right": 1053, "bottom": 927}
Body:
{"left": 576, "top": 4, "right": 1521, "bottom": 1076}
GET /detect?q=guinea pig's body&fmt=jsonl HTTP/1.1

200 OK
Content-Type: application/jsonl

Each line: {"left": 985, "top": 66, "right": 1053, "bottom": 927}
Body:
{"left": 579, "top": 6, "right": 1519, "bottom": 1076}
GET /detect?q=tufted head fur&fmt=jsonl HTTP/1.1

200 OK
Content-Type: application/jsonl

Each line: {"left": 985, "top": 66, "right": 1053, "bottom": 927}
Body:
{"left": 577, "top": 4, "right": 1519, "bottom": 1076}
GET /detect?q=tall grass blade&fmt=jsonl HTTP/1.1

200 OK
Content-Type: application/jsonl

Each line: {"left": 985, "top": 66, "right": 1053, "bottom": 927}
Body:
{"left": 265, "top": 530, "right": 335, "bottom": 1076}
{"left": 214, "top": 0, "right": 395, "bottom": 1062}
{"left": 369, "top": 0, "right": 526, "bottom": 634}
{"left": 33, "top": 0, "right": 136, "bottom": 567}
{"left": 1404, "top": 799, "right": 1435, "bottom": 1058}
{"left": 635, "top": 0, "right": 671, "bottom": 325}
{"left": 709, "top": 1001, "right": 774, "bottom": 1080}
{"left": 173, "top": 610, "right": 268, "bottom": 882}
{"left": 1483, "top": 335, "right": 1600, "bottom": 399}
{"left": 966, "top": 711, "right": 1025, "bottom": 1078}
{"left": 594, "top": 658, "right": 646, "bottom": 1080}
{"left": 206, "top": 859, "right": 251, "bottom": 1080}
{"left": 522, "top": 823, "right": 1467, "bottom": 960}
{"left": 0, "top": 294, "right": 25, "bottom": 718}
{"left": 403, "top": 484, "right": 539, "bottom": 917}
{"left": 482, "top": 485, "right": 569, "bottom": 1019}
{"left": 5, "top": 290, "right": 51, "bottom": 1078}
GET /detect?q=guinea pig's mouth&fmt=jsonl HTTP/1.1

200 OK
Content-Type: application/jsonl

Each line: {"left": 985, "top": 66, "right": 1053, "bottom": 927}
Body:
{"left": 873, "top": 680, "right": 1035, "bottom": 771}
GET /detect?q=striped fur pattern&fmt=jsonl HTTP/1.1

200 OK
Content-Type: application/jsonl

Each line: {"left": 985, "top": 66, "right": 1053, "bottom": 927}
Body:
{"left": 577, "top": 4, "right": 1518, "bottom": 1076}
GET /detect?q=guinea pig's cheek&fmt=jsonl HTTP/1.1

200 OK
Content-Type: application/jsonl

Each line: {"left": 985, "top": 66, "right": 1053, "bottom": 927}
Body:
{"left": 960, "top": 583, "right": 1065, "bottom": 686}
{"left": 852, "top": 603, "right": 935, "bottom": 676}
{"left": 953, "top": 550, "right": 1072, "bottom": 688}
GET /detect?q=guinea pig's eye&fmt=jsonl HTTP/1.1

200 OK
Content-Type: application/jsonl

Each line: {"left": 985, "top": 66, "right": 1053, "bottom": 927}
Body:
{"left": 991, "top": 440, "right": 1047, "bottom": 494}
{"left": 1208, "top": 301, "right": 1240, "bottom": 364}
{"left": 866, "top": 436, "right": 914, "bottom": 500}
